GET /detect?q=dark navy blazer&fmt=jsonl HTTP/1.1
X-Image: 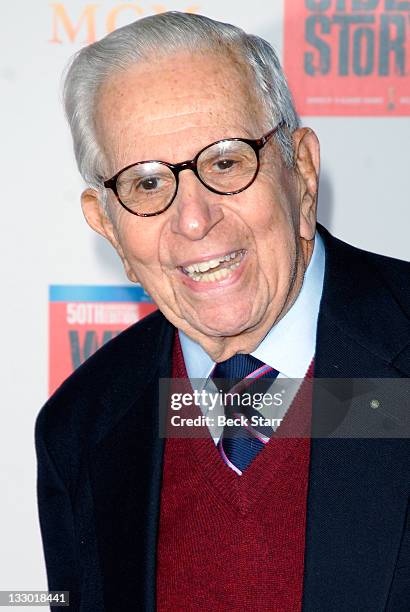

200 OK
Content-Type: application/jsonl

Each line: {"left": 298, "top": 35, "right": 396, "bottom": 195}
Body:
{"left": 36, "top": 226, "right": 410, "bottom": 611}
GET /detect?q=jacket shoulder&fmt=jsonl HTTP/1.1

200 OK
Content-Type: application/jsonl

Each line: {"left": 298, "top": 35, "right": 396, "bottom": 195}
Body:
{"left": 361, "top": 248, "right": 410, "bottom": 315}
{"left": 319, "top": 225, "right": 410, "bottom": 315}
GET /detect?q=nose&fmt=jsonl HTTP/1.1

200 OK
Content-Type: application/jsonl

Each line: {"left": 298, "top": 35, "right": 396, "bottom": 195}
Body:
{"left": 170, "top": 170, "right": 224, "bottom": 240}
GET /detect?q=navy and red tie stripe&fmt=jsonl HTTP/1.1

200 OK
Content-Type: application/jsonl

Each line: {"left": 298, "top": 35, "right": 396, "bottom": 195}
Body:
{"left": 211, "top": 354, "right": 279, "bottom": 475}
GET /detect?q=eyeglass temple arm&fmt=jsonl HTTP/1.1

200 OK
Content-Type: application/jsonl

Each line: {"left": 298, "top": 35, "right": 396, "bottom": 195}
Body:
{"left": 104, "top": 177, "right": 115, "bottom": 190}
{"left": 259, "top": 120, "right": 286, "bottom": 147}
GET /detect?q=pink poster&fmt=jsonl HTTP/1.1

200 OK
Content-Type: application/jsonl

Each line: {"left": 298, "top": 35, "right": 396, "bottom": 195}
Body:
{"left": 284, "top": 0, "right": 410, "bottom": 116}
{"left": 49, "top": 285, "right": 157, "bottom": 395}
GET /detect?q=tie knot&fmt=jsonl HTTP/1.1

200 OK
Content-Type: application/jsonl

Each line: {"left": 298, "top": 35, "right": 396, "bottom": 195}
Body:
{"left": 211, "top": 354, "right": 279, "bottom": 395}
{"left": 212, "top": 354, "right": 266, "bottom": 381}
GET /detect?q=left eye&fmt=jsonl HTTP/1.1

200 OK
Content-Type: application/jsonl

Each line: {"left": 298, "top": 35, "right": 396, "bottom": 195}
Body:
{"left": 139, "top": 177, "right": 161, "bottom": 191}
{"left": 214, "top": 159, "right": 236, "bottom": 171}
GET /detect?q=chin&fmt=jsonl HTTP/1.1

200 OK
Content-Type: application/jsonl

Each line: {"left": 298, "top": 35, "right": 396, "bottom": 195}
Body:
{"left": 187, "top": 306, "right": 261, "bottom": 338}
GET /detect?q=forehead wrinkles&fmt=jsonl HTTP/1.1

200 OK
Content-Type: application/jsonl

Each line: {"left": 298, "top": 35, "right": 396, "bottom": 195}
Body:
{"left": 95, "top": 50, "right": 263, "bottom": 170}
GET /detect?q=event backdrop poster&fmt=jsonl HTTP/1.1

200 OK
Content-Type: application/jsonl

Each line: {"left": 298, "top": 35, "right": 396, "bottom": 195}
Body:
{"left": 284, "top": 0, "right": 410, "bottom": 116}
{"left": 49, "top": 285, "right": 157, "bottom": 395}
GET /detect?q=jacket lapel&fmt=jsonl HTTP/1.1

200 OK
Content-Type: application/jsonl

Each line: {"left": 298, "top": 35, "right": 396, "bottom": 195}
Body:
{"left": 302, "top": 227, "right": 410, "bottom": 611}
{"left": 89, "top": 315, "right": 174, "bottom": 612}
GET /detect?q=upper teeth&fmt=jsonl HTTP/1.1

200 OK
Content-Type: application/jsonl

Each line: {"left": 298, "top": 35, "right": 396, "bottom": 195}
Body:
{"left": 183, "top": 251, "right": 238, "bottom": 274}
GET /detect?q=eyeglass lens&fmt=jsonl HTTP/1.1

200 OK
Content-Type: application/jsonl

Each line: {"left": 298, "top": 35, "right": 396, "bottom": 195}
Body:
{"left": 115, "top": 139, "right": 259, "bottom": 215}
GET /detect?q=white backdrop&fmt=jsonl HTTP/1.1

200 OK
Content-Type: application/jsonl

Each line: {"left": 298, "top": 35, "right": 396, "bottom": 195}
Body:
{"left": 1, "top": 0, "right": 409, "bottom": 602}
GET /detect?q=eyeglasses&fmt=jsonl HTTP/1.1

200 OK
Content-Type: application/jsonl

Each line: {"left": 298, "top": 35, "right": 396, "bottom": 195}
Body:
{"left": 103, "top": 122, "right": 283, "bottom": 217}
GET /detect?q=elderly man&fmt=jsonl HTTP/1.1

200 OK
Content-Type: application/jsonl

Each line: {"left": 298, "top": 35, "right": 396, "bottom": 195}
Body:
{"left": 36, "top": 11, "right": 409, "bottom": 612}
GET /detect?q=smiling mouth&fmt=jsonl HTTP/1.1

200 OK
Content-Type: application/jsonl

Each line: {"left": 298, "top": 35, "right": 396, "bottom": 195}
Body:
{"left": 180, "top": 250, "right": 246, "bottom": 282}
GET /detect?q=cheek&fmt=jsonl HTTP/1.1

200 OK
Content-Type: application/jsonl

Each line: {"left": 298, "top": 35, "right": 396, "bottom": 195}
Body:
{"left": 246, "top": 178, "right": 296, "bottom": 249}
{"left": 246, "top": 181, "right": 299, "bottom": 290}
{"left": 113, "top": 210, "right": 163, "bottom": 269}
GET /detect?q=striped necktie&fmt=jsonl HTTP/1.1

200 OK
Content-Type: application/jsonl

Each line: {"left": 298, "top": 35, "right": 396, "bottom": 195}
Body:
{"left": 212, "top": 354, "right": 279, "bottom": 475}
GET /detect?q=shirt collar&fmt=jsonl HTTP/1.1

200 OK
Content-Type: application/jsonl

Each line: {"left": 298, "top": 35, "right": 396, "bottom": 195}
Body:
{"left": 179, "top": 231, "right": 325, "bottom": 380}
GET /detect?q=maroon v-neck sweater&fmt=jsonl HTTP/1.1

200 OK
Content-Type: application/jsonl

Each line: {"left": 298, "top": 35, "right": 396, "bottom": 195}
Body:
{"left": 157, "top": 335, "right": 313, "bottom": 611}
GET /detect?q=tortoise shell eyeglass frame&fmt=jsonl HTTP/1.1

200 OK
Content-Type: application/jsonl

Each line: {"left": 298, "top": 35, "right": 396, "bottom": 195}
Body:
{"left": 103, "top": 120, "right": 285, "bottom": 217}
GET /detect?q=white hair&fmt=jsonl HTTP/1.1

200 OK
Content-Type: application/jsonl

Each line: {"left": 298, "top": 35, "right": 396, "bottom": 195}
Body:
{"left": 63, "top": 11, "right": 300, "bottom": 204}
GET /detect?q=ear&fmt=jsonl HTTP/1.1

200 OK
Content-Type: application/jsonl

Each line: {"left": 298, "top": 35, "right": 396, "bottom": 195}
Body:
{"left": 80, "top": 188, "right": 139, "bottom": 283}
{"left": 292, "top": 128, "right": 320, "bottom": 241}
